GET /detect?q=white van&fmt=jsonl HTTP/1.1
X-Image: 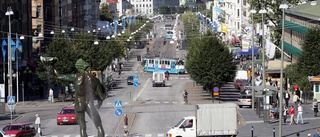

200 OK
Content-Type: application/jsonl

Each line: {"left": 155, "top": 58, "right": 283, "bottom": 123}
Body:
{"left": 152, "top": 72, "right": 165, "bottom": 87}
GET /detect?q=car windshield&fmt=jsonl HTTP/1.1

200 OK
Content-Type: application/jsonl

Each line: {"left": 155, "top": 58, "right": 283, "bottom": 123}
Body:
{"left": 3, "top": 125, "right": 22, "bottom": 130}
{"left": 174, "top": 118, "right": 185, "bottom": 127}
{"left": 61, "top": 109, "right": 75, "bottom": 114}
{"left": 128, "top": 76, "right": 133, "bottom": 79}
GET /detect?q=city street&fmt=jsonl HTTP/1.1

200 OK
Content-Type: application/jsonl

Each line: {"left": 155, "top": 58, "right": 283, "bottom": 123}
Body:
{"left": 1, "top": 16, "right": 319, "bottom": 137}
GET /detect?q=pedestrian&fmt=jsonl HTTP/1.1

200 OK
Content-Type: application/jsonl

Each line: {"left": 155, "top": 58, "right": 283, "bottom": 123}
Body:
{"left": 296, "top": 103, "right": 304, "bottom": 125}
{"left": 48, "top": 88, "right": 54, "bottom": 103}
{"left": 124, "top": 114, "right": 128, "bottom": 127}
{"left": 293, "top": 92, "right": 300, "bottom": 109}
{"left": 289, "top": 105, "right": 296, "bottom": 125}
{"left": 284, "top": 90, "right": 290, "bottom": 108}
{"left": 313, "top": 129, "right": 320, "bottom": 137}
{"left": 313, "top": 98, "right": 319, "bottom": 117}
{"left": 35, "top": 114, "right": 42, "bottom": 135}
{"left": 283, "top": 105, "right": 288, "bottom": 123}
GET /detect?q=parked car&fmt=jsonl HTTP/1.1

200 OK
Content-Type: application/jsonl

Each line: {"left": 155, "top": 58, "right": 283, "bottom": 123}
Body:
{"left": 57, "top": 107, "right": 77, "bottom": 125}
{"left": 127, "top": 76, "right": 134, "bottom": 85}
{"left": 2, "top": 122, "right": 36, "bottom": 137}
{"left": 234, "top": 79, "right": 248, "bottom": 90}
{"left": 0, "top": 129, "right": 10, "bottom": 137}
{"left": 238, "top": 94, "right": 252, "bottom": 108}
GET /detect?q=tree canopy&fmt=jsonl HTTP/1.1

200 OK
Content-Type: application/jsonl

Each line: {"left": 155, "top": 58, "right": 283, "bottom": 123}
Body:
{"left": 186, "top": 31, "right": 236, "bottom": 90}
{"left": 183, "top": 12, "right": 236, "bottom": 91}
{"left": 36, "top": 19, "right": 153, "bottom": 85}
{"left": 100, "top": 3, "right": 113, "bottom": 22}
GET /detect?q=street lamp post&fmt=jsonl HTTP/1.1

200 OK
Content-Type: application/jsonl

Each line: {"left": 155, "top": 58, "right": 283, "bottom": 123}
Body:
{"left": 279, "top": 2, "right": 288, "bottom": 136}
{"left": 250, "top": 8, "right": 257, "bottom": 109}
{"left": 259, "top": 3, "right": 268, "bottom": 123}
{"left": 5, "top": 7, "right": 14, "bottom": 124}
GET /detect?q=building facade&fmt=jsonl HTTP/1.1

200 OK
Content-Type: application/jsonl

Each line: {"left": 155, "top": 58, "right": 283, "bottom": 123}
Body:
{"left": 283, "top": 0, "right": 320, "bottom": 62}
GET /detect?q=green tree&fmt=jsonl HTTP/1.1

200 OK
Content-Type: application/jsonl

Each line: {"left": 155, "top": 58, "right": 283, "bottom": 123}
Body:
{"left": 159, "top": 5, "right": 170, "bottom": 14}
{"left": 100, "top": 3, "right": 113, "bottom": 22}
{"left": 186, "top": 31, "right": 237, "bottom": 93}
{"left": 297, "top": 26, "right": 320, "bottom": 76}
{"left": 249, "top": 0, "right": 299, "bottom": 49}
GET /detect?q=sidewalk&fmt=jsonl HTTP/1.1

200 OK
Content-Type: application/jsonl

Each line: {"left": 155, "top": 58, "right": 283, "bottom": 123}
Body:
{"left": 184, "top": 81, "right": 221, "bottom": 105}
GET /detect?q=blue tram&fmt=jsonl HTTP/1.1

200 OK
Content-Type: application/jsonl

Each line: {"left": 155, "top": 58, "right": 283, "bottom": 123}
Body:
{"left": 143, "top": 57, "right": 185, "bottom": 74}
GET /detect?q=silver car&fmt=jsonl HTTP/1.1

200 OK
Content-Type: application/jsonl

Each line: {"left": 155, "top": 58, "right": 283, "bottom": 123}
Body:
{"left": 238, "top": 94, "right": 252, "bottom": 108}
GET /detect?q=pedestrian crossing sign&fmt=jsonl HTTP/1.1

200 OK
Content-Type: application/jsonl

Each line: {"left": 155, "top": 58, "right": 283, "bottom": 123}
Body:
{"left": 114, "top": 100, "right": 122, "bottom": 108}
{"left": 7, "top": 96, "right": 15, "bottom": 105}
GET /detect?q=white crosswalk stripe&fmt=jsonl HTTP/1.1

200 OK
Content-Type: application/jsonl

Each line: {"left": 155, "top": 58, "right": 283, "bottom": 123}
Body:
{"left": 43, "top": 134, "right": 167, "bottom": 137}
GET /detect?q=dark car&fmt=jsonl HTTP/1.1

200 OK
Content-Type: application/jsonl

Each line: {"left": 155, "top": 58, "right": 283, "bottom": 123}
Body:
{"left": 127, "top": 76, "right": 134, "bottom": 85}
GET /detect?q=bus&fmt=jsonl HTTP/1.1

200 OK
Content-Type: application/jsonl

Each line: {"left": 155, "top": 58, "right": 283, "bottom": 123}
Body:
{"left": 166, "top": 30, "right": 174, "bottom": 39}
{"left": 142, "top": 57, "right": 186, "bottom": 74}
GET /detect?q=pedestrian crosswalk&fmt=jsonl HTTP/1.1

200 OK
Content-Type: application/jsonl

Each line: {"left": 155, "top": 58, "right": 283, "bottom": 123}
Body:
{"left": 41, "top": 133, "right": 166, "bottom": 137}
{"left": 105, "top": 101, "right": 186, "bottom": 105}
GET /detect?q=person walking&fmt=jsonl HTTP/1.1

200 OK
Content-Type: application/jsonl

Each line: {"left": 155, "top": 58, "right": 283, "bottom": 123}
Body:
{"left": 292, "top": 92, "right": 300, "bottom": 109}
{"left": 124, "top": 114, "right": 128, "bottom": 127}
{"left": 123, "top": 114, "right": 129, "bottom": 135}
{"left": 48, "top": 88, "right": 54, "bottom": 103}
{"left": 283, "top": 105, "right": 288, "bottom": 123}
{"left": 289, "top": 105, "right": 296, "bottom": 125}
{"left": 284, "top": 90, "right": 290, "bottom": 107}
{"left": 35, "top": 114, "right": 41, "bottom": 135}
{"left": 313, "top": 98, "right": 319, "bottom": 117}
{"left": 296, "top": 103, "right": 304, "bottom": 125}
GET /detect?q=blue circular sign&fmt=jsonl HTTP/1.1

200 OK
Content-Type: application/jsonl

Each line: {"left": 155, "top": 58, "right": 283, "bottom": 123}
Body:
{"left": 114, "top": 108, "right": 123, "bottom": 117}
{"left": 133, "top": 81, "right": 139, "bottom": 87}
{"left": 213, "top": 87, "right": 219, "bottom": 92}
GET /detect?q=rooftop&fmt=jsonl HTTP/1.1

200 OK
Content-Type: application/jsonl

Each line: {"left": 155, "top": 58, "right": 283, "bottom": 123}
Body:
{"left": 286, "top": 0, "right": 320, "bottom": 21}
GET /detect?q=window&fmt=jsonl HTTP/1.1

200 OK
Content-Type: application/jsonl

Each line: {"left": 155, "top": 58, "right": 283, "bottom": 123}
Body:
{"left": 316, "top": 83, "right": 319, "bottom": 92}
{"left": 237, "top": 9, "right": 240, "bottom": 17}
{"left": 36, "top": 4, "right": 42, "bottom": 18}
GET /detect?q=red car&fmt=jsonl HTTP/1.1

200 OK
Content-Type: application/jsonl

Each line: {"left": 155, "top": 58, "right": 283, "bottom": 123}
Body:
{"left": 57, "top": 107, "right": 77, "bottom": 125}
{"left": 2, "top": 122, "right": 36, "bottom": 137}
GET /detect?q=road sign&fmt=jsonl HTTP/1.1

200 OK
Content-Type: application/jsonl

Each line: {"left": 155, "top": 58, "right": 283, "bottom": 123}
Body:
{"left": 114, "top": 108, "right": 123, "bottom": 117}
{"left": 213, "top": 92, "right": 219, "bottom": 96}
{"left": 7, "top": 104, "right": 15, "bottom": 112}
{"left": 7, "top": 96, "right": 15, "bottom": 105}
{"left": 213, "top": 86, "right": 220, "bottom": 92}
{"left": 133, "top": 81, "right": 139, "bottom": 87}
{"left": 133, "top": 75, "right": 139, "bottom": 82}
{"left": 114, "top": 100, "right": 122, "bottom": 108}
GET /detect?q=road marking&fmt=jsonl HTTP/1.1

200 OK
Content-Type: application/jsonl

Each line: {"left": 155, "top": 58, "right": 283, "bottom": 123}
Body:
{"left": 172, "top": 102, "right": 177, "bottom": 104}
{"left": 163, "top": 102, "right": 169, "bottom": 103}
{"left": 155, "top": 102, "right": 160, "bottom": 103}
{"left": 133, "top": 78, "right": 150, "bottom": 101}
{"left": 145, "top": 134, "right": 152, "bottom": 137}
{"left": 63, "top": 135, "right": 70, "bottom": 137}
{"left": 158, "top": 134, "right": 165, "bottom": 137}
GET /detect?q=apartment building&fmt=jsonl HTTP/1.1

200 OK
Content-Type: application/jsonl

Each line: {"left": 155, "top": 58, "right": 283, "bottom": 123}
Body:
{"left": 0, "top": 0, "right": 33, "bottom": 60}
{"left": 283, "top": 0, "right": 320, "bottom": 62}
{"left": 130, "top": 0, "right": 165, "bottom": 17}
